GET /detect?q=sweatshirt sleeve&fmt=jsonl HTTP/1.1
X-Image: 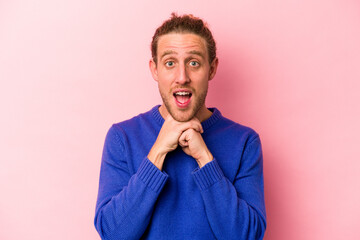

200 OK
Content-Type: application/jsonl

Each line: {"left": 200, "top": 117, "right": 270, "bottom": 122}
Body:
{"left": 94, "top": 125, "right": 168, "bottom": 240}
{"left": 192, "top": 134, "right": 266, "bottom": 240}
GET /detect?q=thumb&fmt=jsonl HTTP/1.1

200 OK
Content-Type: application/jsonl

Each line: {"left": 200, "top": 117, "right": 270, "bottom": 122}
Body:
{"left": 181, "top": 146, "right": 191, "bottom": 156}
{"left": 179, "top": 129, "right": 191, "bottom": 147}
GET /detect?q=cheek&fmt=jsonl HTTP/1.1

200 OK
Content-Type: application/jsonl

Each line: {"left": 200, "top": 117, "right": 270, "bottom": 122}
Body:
{"left": 158, "top": 70, "right": 175, "bottom": 81}
{"left": 189, "top": 72, "right": 209, "bottom": 85}
{"left": 157, "top": 79, "right": 172, "bottom": 93}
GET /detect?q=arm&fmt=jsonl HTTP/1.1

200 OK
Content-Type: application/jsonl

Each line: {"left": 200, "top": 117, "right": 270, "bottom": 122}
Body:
{"left": 95, "top": 116, "right": 203, "bottom": 239}
{"left": 94, "top": 125, "right": 168, "bottom": 240}
{"left": 191, "top": 134, "right": 266, "bottom": 240}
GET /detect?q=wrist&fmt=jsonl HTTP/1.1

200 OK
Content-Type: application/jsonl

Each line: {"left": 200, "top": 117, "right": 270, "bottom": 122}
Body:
{"left": 148, "top": 146, "right": 167, "bottom": 171}
{"left": 196, "top": 150, "right": 213, "bottom": 168}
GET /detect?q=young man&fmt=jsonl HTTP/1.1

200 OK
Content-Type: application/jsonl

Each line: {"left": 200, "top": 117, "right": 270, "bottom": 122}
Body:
{"left": 94, "top": 13, "right": 266, "bottom": 240}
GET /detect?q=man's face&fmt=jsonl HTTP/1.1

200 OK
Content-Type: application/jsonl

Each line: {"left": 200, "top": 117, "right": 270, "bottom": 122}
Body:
{"left": 150, "top": 33, "right": 218, "bottom": 122}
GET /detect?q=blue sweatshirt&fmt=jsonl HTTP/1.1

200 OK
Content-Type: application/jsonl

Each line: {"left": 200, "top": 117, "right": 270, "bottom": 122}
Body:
{"left": 94, "top": 106, "right": 266, "bottom": 240}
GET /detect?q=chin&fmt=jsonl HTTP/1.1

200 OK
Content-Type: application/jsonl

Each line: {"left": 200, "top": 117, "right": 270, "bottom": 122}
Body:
{"left": 168, "top": 106, "right": 196, "bottom": 122}
{"left": 172, "top": 114, "right": 193, "bottom": 122}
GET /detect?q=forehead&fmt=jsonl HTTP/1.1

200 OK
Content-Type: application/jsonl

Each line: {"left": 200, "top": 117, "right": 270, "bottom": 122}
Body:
{"left": 157, "top": 33, "right": 208, "bottom": 58}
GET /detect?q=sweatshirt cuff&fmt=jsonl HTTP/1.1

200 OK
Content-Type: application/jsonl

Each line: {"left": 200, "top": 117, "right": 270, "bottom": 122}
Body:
{"left": 192, "top": 159, "right": 224, "bottom": 191}
{"left": 137, "top": 157, "right": 168, "bottom": 194}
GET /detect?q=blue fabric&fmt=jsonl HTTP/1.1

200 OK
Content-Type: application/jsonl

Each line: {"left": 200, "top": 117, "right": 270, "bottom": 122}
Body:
{"left": 94, "top": 106, "right": 266, "bottom": 240}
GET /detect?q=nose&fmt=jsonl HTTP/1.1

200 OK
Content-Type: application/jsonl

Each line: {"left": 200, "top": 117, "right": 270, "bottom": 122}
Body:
{"left": 175, "top": 63, "right": 190, "bottom": 85}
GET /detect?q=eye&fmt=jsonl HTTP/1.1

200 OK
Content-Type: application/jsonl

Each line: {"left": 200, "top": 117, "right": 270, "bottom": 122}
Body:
{"left": 189, "top": 61, "right": 199, "bottom": 67}
{"left": 165, "top": 61, "right": 174, "bottom": 67}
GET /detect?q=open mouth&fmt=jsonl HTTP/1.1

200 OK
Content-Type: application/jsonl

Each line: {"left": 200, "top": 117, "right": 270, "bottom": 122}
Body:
{"left": 173, "top": 90, "right": 192, "bottom": 107}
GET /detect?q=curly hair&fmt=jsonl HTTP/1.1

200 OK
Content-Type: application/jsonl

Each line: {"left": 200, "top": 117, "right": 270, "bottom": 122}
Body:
{"left": 151, "top": 13, "right": 217, "bottom": 64}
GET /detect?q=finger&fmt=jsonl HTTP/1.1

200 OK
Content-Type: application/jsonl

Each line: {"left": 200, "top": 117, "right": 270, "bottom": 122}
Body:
{"left": 179, "top": 120, "right": 203, "bottom": 133}
{"left": 181, "top": 146, "right": 191, "bottom": 156}
{"left": 192, "top": 116, "right": 200, "bottom": 123}
{"left": 170, "top": 115, "right": 203, "bottom": 133}
{"left": 190, "top": 117, "right": 203, "bottom": 133}
{"left": 178, "top": 131, "right": 190, "bottom": 147}
{"left": 179, "top": 139, "right": 188, "bottom": 147}
{"left": 190, "top": 121, "right": 203, "bottom": 133}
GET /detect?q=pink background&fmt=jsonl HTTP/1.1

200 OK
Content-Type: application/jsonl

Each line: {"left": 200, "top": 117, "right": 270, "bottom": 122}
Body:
{"left": 1, "top": 0, "right": 359, "bottom": 239}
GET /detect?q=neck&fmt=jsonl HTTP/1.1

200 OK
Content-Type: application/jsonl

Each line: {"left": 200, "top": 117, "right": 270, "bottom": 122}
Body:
{"left": 195, "top": 105, "right": 213, "bottom": 122}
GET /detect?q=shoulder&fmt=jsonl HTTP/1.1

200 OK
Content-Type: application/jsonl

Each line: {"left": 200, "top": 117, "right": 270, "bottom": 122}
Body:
{"left": 105, "top": 106, "right": 161, "bottom": 144}
{"left": 111, "top": 106, "right": 157, "bottom": 132}
{"left": 213, "top": 110, "right": 260, "bottom": 143}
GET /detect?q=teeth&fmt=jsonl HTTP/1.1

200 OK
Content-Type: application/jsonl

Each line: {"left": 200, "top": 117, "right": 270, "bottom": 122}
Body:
{"left": 175, "top": 92, "right": 190, "bottom": 96}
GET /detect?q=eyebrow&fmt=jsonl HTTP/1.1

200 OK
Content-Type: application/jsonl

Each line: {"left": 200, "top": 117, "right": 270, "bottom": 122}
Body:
{"left": 160, "top": 50, "right": 206, "bottom": 60}
{"left": 160, "top": 50, "right": 177, "bottom": 60}
{"left": 187, "top": 50, "right": 205, "bottom": 59}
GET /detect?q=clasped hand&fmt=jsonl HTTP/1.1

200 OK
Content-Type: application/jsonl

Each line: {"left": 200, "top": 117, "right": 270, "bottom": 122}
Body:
{"left": 147, "top": 114, "right": 213, "bottom": 170}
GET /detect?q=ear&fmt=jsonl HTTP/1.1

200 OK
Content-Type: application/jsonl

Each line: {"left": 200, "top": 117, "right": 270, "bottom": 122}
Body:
{"left": 149, "top": 59, "right": 158, "bottom": 82}
{"left": 208, "top": 57, "right": 219, "bottom": 81}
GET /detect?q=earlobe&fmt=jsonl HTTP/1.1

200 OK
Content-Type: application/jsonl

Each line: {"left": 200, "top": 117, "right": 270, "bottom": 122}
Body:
{"left": 209, "top": 58, "right": 219, "bottom": 81}
{"left": 149, "top": 59, "right": 158, "bottom": 82}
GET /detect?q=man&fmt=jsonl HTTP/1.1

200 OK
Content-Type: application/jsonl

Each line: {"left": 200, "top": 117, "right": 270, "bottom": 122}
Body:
{"left": 94, "top": 13, "right": 266, "bottom": 240}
